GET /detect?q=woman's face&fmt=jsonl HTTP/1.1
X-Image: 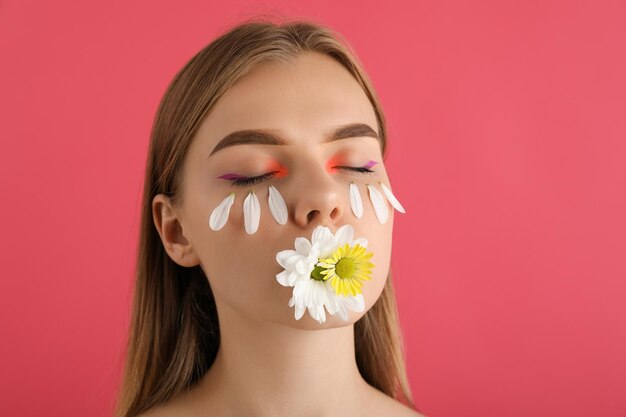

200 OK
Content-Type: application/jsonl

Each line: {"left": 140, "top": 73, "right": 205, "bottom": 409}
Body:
{"left": 170, "top": 51, "right": 394, "bottom": 328}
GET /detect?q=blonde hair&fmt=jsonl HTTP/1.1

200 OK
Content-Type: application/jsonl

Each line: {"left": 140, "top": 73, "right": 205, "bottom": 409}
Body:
{"left": 113, "top": 16, "right": 418, "bottom": 417}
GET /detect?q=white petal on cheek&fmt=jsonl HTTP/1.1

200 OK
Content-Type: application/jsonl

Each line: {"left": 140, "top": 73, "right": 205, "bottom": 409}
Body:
{"left": 209, "top": 192, "right": 235, "bottom": 231}
{"left": 379, "top": 182, "right": 406, "bottom": 214}
{"left": 349, "top": 182, "right": 364, "bottom": 219}
{"left": 243, "top": 190, "right": 261, "bottom": 234}
{"left": 268, "top": 185, "right": 288, "bottom": 225}
{"left": 366, "top": 183, "right": 389, "bottom": 224}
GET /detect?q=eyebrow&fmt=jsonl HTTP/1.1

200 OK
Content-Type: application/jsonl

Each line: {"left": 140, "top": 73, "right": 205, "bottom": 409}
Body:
{"left": 208, "top": 122, "right": 380, "bottom": 158}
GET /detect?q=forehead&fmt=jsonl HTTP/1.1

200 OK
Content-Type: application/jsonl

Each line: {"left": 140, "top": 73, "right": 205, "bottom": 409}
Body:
{"left": 193, "top": 52, "right": 379, "bottom": 155}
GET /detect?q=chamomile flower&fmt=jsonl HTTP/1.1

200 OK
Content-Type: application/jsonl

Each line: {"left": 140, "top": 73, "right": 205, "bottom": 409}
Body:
{"left": 275, "top": 224, "right": 374, "bottom": 324}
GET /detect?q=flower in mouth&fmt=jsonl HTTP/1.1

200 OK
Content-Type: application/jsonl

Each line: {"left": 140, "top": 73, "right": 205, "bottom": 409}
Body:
{"left": 275, "top": 224, "right": 374, "bottom": 324}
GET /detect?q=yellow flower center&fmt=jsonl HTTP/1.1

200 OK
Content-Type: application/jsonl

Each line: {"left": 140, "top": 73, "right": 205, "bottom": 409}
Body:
{"left": 335, "top": 257, "right": 356, "bottom": 279}
{"left": 315, "top": 243, "right": 374, "bottom": 297}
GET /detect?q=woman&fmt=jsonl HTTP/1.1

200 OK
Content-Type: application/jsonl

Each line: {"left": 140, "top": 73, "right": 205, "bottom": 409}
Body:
{"left": 114, "top": 17, "right": 425, "bottom": 417}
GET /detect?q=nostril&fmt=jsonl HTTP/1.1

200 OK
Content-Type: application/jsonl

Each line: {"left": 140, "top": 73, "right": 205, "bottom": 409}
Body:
{"left": 307, "top": 210, "right": 320, "bottom": 223}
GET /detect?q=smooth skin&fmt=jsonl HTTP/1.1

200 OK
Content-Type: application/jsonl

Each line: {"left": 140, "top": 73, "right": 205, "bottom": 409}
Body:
{"left": 146, "top": 51, "right": 425, "bottom": 417}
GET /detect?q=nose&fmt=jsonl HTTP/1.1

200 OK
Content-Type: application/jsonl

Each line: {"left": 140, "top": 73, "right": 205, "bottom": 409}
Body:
{"left": 291, "top": 156, "right": 344, "bottom": 229}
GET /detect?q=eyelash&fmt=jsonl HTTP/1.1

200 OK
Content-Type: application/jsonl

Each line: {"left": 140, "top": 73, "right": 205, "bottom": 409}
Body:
{"left": 230, "top": 166, "right": 376, "bottom": 187}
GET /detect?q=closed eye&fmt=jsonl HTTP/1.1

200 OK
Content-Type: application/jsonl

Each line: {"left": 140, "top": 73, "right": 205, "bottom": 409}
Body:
{"left": 339, "top": 166, "right": 376, "bottom": 174}
{"left": 229, "top": 166, "right": 376, "bottom": 187}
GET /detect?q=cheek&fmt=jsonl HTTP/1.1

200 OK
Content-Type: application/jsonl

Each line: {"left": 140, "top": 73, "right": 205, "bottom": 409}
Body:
{"left": 359, "top": 219, "right": 393, "bottom": 309}
{"left": 197, "top": 205, "right": 291, "bottom": 316}
{"left": 194, "top": 176, "right": 395, "bottom": 321}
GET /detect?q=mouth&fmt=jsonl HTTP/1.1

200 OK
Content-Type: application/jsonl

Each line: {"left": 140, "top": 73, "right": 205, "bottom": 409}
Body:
{"left": 274, "top": 223, "right": 375, "bottom": 324}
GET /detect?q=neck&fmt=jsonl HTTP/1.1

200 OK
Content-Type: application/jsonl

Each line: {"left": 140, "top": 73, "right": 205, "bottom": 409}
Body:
{"left": 193, "top": 296, "right": 373, "bottom": 417}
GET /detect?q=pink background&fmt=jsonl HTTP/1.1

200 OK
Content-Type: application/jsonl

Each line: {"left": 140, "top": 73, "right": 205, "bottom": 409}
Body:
{"left": 1, "top": 1, "right": 625, "bottom": 416}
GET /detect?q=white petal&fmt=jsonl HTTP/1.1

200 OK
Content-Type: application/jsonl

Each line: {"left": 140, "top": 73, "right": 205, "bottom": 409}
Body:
{"left": 349, "top": 182, "right": 364, "bottom": 218}
{"left": 288, "top": 270, "right": 304, "bottom": 286}
{"left": 304, "top": 280, "right": 315, "bottom": 307}
{"left": 318, "top": 241, "right": 336, "bottom": 258}
{"left": 355, "top": 294, "right": 365, "bottom": 311}
{"left": 209, "top": 193, "right": 235, "bottom": 231}
{"left": 268, "top": 185, "right": 289, "bottom": 225}
{"left": 311, "top": 225, "right": 332, "bottom": 246}
{"left": 289, "top": 279, "right": 312, "bottom": 320}
{"left": 276, "top": 250, "right": 301, "bottom": 270}
{"left": 295, "top": 257, "right": 314, "bottom": 275}
{"left": 243, "top": 190, "right": 261, "bottom": 234}
{"left": 276, "top": 249, "right": 298, "bottom": 268}
{"left": 308, "top": 282, "right": 328, "bottom": 323}
{"left": 350, "top": 237, "right": 368, "bottom": 248}
{"left": 312, "top": 227, "right": 337, "bottom": 257}
{"left": 334, "top": 224, "right": 354, "bottom": 247}
{"left": 276, "top": 270, "right": 292, "bottom": 286}
{"left": 327, "top": 291, "right": 350, "bottom": 321}
{"left": 295, "top": 303, "right": 306, "bottom": 320}
{"left": 346, "top": 294, "right": 366, "bottom": 312}
{"left": 324, "top": 293, "right": 339, "bottom": 315}
{"left": 336, "top": 302, "right": 349, "bottom": 321}
{"left": 314, "top": 280, "right": 328, "bottom": 306}
{"left": 276, "top": 269, "right": 304, "bottom": 287}
{"left": 292, "top": 279, "right": 310, "bottom": 301}
{"left": 309, "top": 304, "right": 326, "bottom": 324}
{"left": 367, "top": 184, "right": 389, "bottom": 224}
{"left": 294, "top": 237, "right": 312, "bottom": 256}
{"left": 379, "top": 182, "right": 406, "bottom": 214}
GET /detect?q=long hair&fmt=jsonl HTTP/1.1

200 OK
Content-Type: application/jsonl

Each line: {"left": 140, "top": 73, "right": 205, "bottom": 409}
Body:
{"left": 113, "top": 16, "right": 417, "bottom": 417}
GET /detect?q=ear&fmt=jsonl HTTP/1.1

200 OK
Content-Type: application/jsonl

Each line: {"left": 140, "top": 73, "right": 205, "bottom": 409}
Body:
{"left": 152, "top": 193, "right": 201, "bottom": 267}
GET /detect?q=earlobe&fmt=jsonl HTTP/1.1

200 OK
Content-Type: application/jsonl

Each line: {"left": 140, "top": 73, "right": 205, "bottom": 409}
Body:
{"left": 152, "top": 193, "right": 200, "bottom": 267}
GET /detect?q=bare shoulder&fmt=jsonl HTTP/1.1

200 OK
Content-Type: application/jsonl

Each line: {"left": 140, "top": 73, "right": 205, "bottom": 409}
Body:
{"left": 364, "top": 385, "right": 428, "bottom": 417}
{"left": 135, "top": 384, "right": 427, "bottom": 417}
